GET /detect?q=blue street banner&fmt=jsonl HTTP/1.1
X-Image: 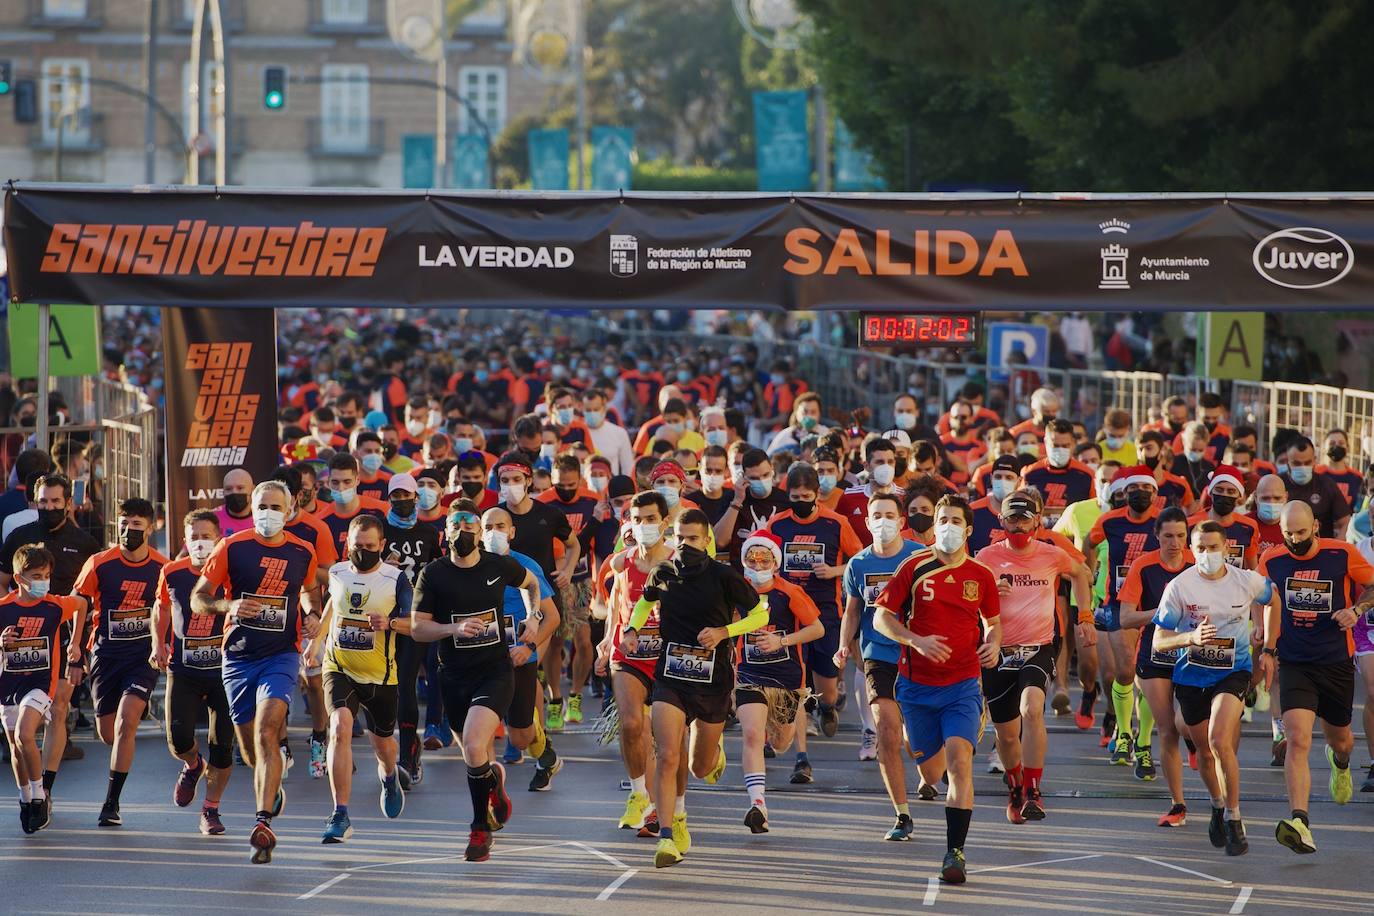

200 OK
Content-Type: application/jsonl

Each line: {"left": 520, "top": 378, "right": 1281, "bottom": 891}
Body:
{"left": 986, "top": 322, "right": 1050, "bottom": 383}
{"left": 753, "top": 90, "right": 811, "bottom": 191}
{"left": 834, "top": 120, "right": 885, "bottom": 192}
{"left": 528, "top": 128, "right": 570, "bottom": 191}
{"left": 591, "top": 126, "right": 634, "bottom": 191}
{"left": 402, "top": 134, "right": 436, "bottom": 188}
{"left": 452, "top": 134, "right": 490, "bottom": 189}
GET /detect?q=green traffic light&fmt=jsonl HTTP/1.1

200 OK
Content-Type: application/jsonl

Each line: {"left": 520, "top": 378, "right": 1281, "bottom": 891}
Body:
{"left": 265, "top": 90, "right": 282, "bottom": 109}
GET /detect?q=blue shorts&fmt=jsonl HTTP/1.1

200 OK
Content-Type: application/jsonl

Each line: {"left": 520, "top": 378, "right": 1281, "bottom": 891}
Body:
{"left": 1094, "top": 603, "right": 1122, "bottom": 632}
{"left": 895, "top": 675, "right": 983, "bottom": 764}
{"left": 222, "top": 653, "right": 299, "bottom": 726}
{"left": 803, "top": 612, "right": 841, "bottom": 680}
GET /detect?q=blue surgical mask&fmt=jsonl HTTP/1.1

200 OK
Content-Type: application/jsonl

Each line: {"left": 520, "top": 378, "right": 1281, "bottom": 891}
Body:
{"left": 555, "top": 407, "right": 576, "bottom": 426}
{"left": 360, "top": 453, "right": 384, "bottom": 475}
{"left": 991, "top": 478, "right": 1014, "bottom": 501}
{"left": 332, "top": 486, "right": 357, "bottom": 505}
{"left": 748, "top": 477, "right": 772, "bottom": 498}
{"left": 818, "top": 474, "right": 838, "bottom": 496}
{"left": 655, "top": 484, "right": 681, "bottom": 509}
{"left": 705, "top": 429, "right": 728, "bottom": 448}
{"left": 25, "top": 577, "right": 51, "bottom": 599}
{"left": 584, "top": 410, "right": 604, "bottom": 428}
{"left": 1105, "top": 436, "right": 1124, "bottom": 450}
{"left": 453, "top": 437, "right": 473, "bottom": 454}
{"left": 1289, "top": 465, "right": 1313, "bottom": 485}
{"left": 474, "top": 369, "right": 489, "bottom": 384}
{"left": 1185, "top": 450, "right": 1205, "bottom": 464}
{"left": 1257, "top": 501, "right": 1281, "bottom": 523}
{"left": 676, "top": 370, "right": 692, "bottom": 384}
{"left": 417, "top": 488, "right": 439, "bottom": 511}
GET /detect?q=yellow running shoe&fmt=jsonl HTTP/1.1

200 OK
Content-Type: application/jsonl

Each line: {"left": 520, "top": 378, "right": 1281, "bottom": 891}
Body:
{"left": 654, "top": 837, "right": 684, "bottom": 868}
{"left": 671, "top": 811, "right": 691, "bottom": 854}
{"left": 704, "top": 735, "right": 726, "bottom": 785}
{"left": 1275, "top": 816, "right": 1317, "bottom": 854}
{"left": 619, "top": 791, "right": 650, "bottom": 829}
{"left": 1327, "top": 746, "right": 1353, "bottom": 804}
{"left": 567, "top": 694, "right": 584, "bottom": 725}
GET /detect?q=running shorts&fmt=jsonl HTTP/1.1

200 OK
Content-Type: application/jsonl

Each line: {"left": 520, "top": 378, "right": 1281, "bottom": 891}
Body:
{"left": 895, "top": 675, "right": 983, "bottom": 763}
{"left": 1278, "top": 659, "right": 1354, "bottom": 728}
{"left": 735, "top": 685, "right": 803, "bottom": 734}
{"left": 1, "top": 688, "right": 51, "bottom": 732}
{"left": 88, "top": 654, "right": 159, "bottom": 718}
{"left": 325, "top": 670, "right": 399, "bottom": 737}
{"left": 863, "top": 658, "right": 898, "bottom": 703}
{"left": 166, "top": 669, "right": 234, "bottom": 768}
{"left": 652, "top": 682, "right": 730, "bottom": 725}
{"left": 507, "top": 662, "right": 540, "bottom": 731}
{"left": 222, "top": 652, "right": 299, "bottom": 726}
{"left": 438, "top": 663, "right": 514, "bottom": 729}
{"left": 981, "top": 644, "right": 1054, "bottom": 724}
{"left": 611, "top": 661, "right": 654, "bottom": 700}
{"left": 1175, "top": 670, "right": 1250, "bottom": 727}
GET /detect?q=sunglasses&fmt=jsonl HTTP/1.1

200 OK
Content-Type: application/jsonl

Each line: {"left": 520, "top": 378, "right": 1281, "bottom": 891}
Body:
{"left": 447, "top": 511, "right": 479, "bottom": 525}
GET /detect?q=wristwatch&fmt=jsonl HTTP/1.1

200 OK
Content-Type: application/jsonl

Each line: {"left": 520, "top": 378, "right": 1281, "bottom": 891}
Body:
{"left": 1261, "top": 646, "right": 1278, "bottom": 658}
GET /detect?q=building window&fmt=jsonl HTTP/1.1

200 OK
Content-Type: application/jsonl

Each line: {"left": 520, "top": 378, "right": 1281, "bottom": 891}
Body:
{"left": 461, "top": 0, "right": 506, "bottom": 28}
{"left": 320, "top": 63, "right": 369, "bottom": 151}
{"left": 40, "top": 57, "right": 91, "bottom": 144}
{"left": 458, "top": 66, "right": 505, "bottom": 137}
{"left": 44, "top": 0, "right": 89, "bottom": 18}
{"left": 181, "top": 60, "right": 225, "bottom": 145}
{"left": 322, "top": 0, "right": 367, "bottom": 26}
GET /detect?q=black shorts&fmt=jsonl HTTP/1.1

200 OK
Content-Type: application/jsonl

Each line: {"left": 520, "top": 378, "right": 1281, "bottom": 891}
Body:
{"left": 438, "top": 664, "right": 514, "bottom": 729}
{"left": 506, "top": 663, "right": 540, "bottom": 730}
{"left": 803, "top": 614, "right": 841, "bottom": 680}
{"left": 324, "top": 670, "right": 399, "bottom": 737}
{"left": 611, "top": 662, "right": 654, "bottom": 701}
{"left": 1278, "top": 659, "right": 1354, "bottom": 728}
{"left": 981, "top": 645, "right": 1055, "bottom": 724}
{"left": 863, "top": 658, "right": 899, "bottom": 703}
{"left": 165, "top": 670, "right": 234, "bottom": 767}
{"left": 1175, "top": 670, "right": 1250, "bottom": 727}
{"left": 89, "top": 654, "right": 159, "bottom": 718}
{"left": 651, "top": 682, "right": 731, "bottom": 725}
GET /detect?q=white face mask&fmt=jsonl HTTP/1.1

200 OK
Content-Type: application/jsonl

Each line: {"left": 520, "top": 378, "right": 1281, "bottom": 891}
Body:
{"left": 894, "top": 411, "right": 917, "bottom": 431}
{"left": 253, "top": 508, "right": 286, "bottom": 538}
{"left": 1196, "top": 550, "right": 1226, "bottom": 575}
{"left": 187, "top": 538, "right": 216, "bottom": 564}
{"left": 481, "top": 530, "right": 509, "bottom": 555}
{"left": 405, "top": 419, "right": 427, "bottom": 437}
{"left": 1047, "top": 447, "right": 1071, "bottom": 468}
{"left": 25, "top": 577, "right": 51, "bottom": 599}
{"left": 867, "top": 517, "right": 899, "bottom": 545}
{"left": 654, "top": 484, "right": 681, "bottom": 509}
{"left": 539, "top": 444, "right": 557, "bottom": 459}
{"left": 499, "top": 482, "right": 527, "bottom": 505}
{"left": 871, "top": 464, "right": 895, "bottom": 487}
{"left": 700, "top": 472, "right": 725, "bottom": 492}
{"left": 934, "top": 522, "right": 967, "bottom": 553}
{"left": 743, "top": 567, "right": 774, "bottom": 588}
{"left": 632, "top": 522, "right": 662, "bottom": 547}
{"left": 588, "top": 475, "right": 609, "bottom": 493}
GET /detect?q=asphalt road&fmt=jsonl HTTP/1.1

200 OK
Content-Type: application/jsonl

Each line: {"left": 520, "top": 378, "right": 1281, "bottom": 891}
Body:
{"left": 2, "top": 685, "right": 1372, "bottom": 916}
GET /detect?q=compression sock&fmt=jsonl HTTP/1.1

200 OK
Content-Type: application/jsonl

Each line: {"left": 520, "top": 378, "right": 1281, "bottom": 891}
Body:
{"left": 29, "top": 780, "right": 44, "bottom": 801}
{"left": 528, "top": 719, "right": 547, "bottom": 759}
{"left": 1005, "top": 764, "right": 1024, "bottom": 788}
{"left": 945, "top": 806, "right": 972, "bottom": 851}
{"left": 466, "top": 763, "right": 494, "bottom": 830}
{"left": 1135, "top": 689, "right": 1155, "bottom": 749}
{"left": 19, "top": 783, "right": 32, "bottom": 803}
{"left": 1025, "top": 767, "right": 1044, "bottom": 790}
{"left": 42, "top": 770, "right": 56, "bottom": 793}
{"left": 745, "top": 771, "right": 766, "bottom": 808}
{"left": 398, "top": 723, "right": 417, "bottom": 767}
{"left": 1111, "top": 682, "right": 1135, "bottom": 738}
{"left": 105, "top": 770, "right": 128, "bottom": 806}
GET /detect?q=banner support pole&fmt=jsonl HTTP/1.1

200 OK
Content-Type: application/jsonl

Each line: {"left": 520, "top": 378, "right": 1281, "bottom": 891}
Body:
{"left": 36, "top": 303, "right": 50, "bottom": 454}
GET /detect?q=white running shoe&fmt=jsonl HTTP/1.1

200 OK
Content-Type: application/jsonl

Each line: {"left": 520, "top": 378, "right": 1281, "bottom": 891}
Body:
{"left": 987, "top": 746, "right": 1004, "bottom": 774}
{"left": 859, "top": 729, "right": 878, "bottom": 761}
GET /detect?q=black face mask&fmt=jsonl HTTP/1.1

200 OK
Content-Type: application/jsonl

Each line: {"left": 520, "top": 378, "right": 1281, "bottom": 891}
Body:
{"left": 1210, "top": 494, "right": 1237, "bottom": 517}
{"left": 1040, "top": 413, "right": 1057, "bottom": 425}
{"left": 18, "top": 415, "right": 35, "bottom": 428}
{"left": 120, "top": 528, "right": 146, "bottom": 552}
{"left": 789, "top": 498, "right": 816, "bottom": 519}
{"left": 555, "top": 486, "right": 579, "bottom": 503}
{"left": 1203, "top": 420, "right": 1218, "bottom": 433}
{"left": 909, "top": 512, "right": 934, "bottom": 534}
{"left": 1111, "top": 493, "right": 1127, "bottom": 510}
{"left": 894, "top": 458, "right": 909, "bottom": 478}
{"left": 1285, "top": 537, "right": 1313, "bottom": 556}
{"left": 224, "top": 492, "right": 249, "bottom": 515}
{"left": 1328, "top": 446, "right": 1348, "bottom": 463}
{"left": 382, "top": 442, "right": 398, "bottom": 460}
{"left": 38, "top": 507, "right": 65, "bottom": 531}
{"left": 338, "top": 415, "right": 357, "bottom": 430}
{"left": 1127, "top": 490, "right": 1154, "bottom": 513}
{"left": 450, "top": 530, "right": 477, "bottom": 558}
{"left": 460, "top": 480, "right": 485, "bottom": 498}
{"left": 391, "top": 499, "right": 416, "bottom": 518}
{"left": 1141, "top": 453, "right": 1159, "bottom": 470}
{"left": 350, "top": 547, "right": 382, "bottom": 570}
{"left": 677, "top": 545, "right": 710, "bottom": 571}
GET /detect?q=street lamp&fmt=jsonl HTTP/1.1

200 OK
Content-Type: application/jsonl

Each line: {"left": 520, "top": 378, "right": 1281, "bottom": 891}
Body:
{"left": 512, "top": 0, "right": 586, "bottom": 189}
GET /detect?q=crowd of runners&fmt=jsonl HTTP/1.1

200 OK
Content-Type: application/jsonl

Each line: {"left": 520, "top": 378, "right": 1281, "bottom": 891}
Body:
{"left": 2, "top": 323, "right": 1373, "bottom": 886}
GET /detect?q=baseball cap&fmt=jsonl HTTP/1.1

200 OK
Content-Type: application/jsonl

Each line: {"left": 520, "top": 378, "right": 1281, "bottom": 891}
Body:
{"left": 388, "top": 472, "right": 417, "bottom": 494}
{"left": 883, "top": 430, "right": 913, "bottom": 449}
{"left": 1000, "top": 493, "right": 1038, "bottom": 519}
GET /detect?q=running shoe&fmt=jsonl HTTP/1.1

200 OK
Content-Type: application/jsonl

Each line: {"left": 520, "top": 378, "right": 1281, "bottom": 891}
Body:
{"left": 174, "top": 755, "right": 206, "bottom": 807}
{"left": 1021, "top": 786, "right": 1046, "bottom": 821}
{"left": 654, "top": 837, "right": 684, "bottom": 868}
{"left": 885, "top": 813, "right": 914, "bottom": 841}
{"left": 916, "top": 781, "right": 939, "bottom": 801}
{"left": 19, "top": 800, "right": 31, "bottom": 835}
{"left": 98, "top": 802, "right": 121, "bottom": 827}
{"left": 464, "top": 828, "right": 492, "bottom": 862}
{"left": 489, "top": 761, "right": 512, "bottom": 825}
{"left": 987, "top": 746, "right": 1003, "bottom": 774}
{"left": 1275, "top": 816, "right": 1316, "bottom": 854}
{"left": 566, "top": 694, "right": 584, "bottom": 725}
{"left": 397, "top": 764, "right": 414, "bottom": 792}
{"left": 789, "top": 758, "right": 813, "bottom": 784}
{"left": 249, "top": 819, "right": 276, "bottom": 864}
{"left": 1254, "top": 680, "right": 1271, "bottom": 712}
{"left": 28, "top": 797, "right": 49, "bottom": 832}
{"left": 322, "top": 810, "right": 353, "bottom": 843}
{"left": 410, "top": 754, "right": 424, "bottom": 786}
{"left": 805, "top": 714, "right": 819, "bottom": 737}
{"left": 309, "top": 736, "right": 327, "bottom": 779}
{"left": 381, "top": 773, "right": 405, "bottom": 818}
{"left": 672, "top": 812, "right": 691, "bottom": 854}
{"left": 1208, "top": 807, "right": 1226, "bottom": 848}
{"left": 1157, "top": 803, "right": 1188, "bottom": 828}
{"left": 1051, "top": 690, "right": 1071, "bottom": 716}
{"left": 528, "top": 753, "right": 563, "bottom": 792}
{"left": 940, "top": 848, "right": 967, "bottom": 885}
{"left": 1133, "top": 747, "right": 1157, "bottom": 781}
{"left": 280, "top": 740, "right": 294, "bottom": 774}
{"left": 1361, "top": 764, "right": 1374, "bottom": 793}
{"left": 1110, "top": 733, "right": 1134, "bottom": 766}
{"left": 1224, "top": 819, "right": 1249, "bottom": 856}
{"left": 744, "top": 804, "right": 769, "bottom": 834}
{"left": 1269, "top": 736, "right": 1286, "bottom": 767}
{"left": 502, "top": 739, "right": 523, "bottom": 765}
{"left": 1100, "top": 711, "right": 1117, "bottom": 749}
{"left": 637, "top": 809, "right": 660, "bottom": 838}
{"left": 199, "top": 807, "right": 225, "bottom": 836}
{"left": 423, "top": 723, "right": 445, "bottom": 751}
{"left": 546, "top": 702, "right": 565, "bottom": 732}
{"left": 1327, "top": 745, "right": 1353, "bottom": 804}
{"left": 619, "top": 791, "right": 651, "bottom": 829}
{"left": 1074, "top": 689, "right": 1096, "bottom": 730}
{"left": 1006, "top": 784, "right": 1026, "bottom": 825}
{"left": 859, "top": 729, "right": 877, "bottom": 761}
{"left": 704, "top": 735, "right": 727, "bottom": 784}
{"left": 271, "top": 786, "right": 286, "bottom": 817}
{"left": 819, "top": 703, "right": 839, "bottom": 737}
{"left": 763, "top": 742, "right": 776, "bottom": 759}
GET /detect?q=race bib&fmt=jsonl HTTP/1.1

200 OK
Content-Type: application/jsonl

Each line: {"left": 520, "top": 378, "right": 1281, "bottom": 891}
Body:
{"left": 451, "top": 608, "right": 501, "bottom": 649}
{"left": 239, "top": 593, "right": 288, "bottom": 632}
{"left": 108, "top": 607, "right": 152, "bottom": 641}
{"left": 627, "top": 625, "right": 663, "bottom": 661}
{"left": 1114, "top": 565, "right": 1130, "bottom": 592}
{"left": 503, "top": 614, "right": 519, "bottom": 648}
{"left": 181, "top": 635, "right": 221, "bottom": 670}
{"left": 1150, "top": 645, "right": 1181, "bottom": 667}
{"left": 1225, "top": 543, "right": 1245, "bottom": 567}
{"left": 1284, "top": 577, "right": 1334, "bottom": 616}
{"left": 4, "top": 636, "right": 49, "bottom": 673}
{"left": 782, "top": 542, "right": 825, "bottom": 577}
{"left": 744, "top": 628, "right": 789, "bottom": 665}
{"left": 1366, "top": 606, "right": 1374, "bottom": 628}
{"left": 663, "top": 642, "right": 714, "bottom": 683}
{"left": 1187, "top": 637, "right": 1236, "bottom": 669}
{"left": 998, "top": 645, "right": 1038, "bottom": 670}
{"left": 335, "top": 615, "right": 375, "bottom": 651}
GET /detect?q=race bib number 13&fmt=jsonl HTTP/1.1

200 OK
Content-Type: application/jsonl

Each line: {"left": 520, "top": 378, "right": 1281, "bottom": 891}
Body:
{"left": 239, "top": 593, "right": 288, "bottom": 632}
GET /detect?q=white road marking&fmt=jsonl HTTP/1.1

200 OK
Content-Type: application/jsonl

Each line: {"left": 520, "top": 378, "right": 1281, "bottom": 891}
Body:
{"left": 297, "top": 873, "right": 350, "bottom": 900}
{"left": 1229, "top": 886, "right": 1254, "bottom": 914}
{"left": 346, "top": 842, "right": 566, "bottom": 872}
{"left": 968, "top": 853, "right": 1104, "bottom": 874}
{"left": 922, "top": 877, "right": 939, "bottom": 906}
{"left": 570, "top": 840, "right": 629, "bottom": 870}
{"left": 596, "top": 868, "right": 638, "bottom": 901}
{"left": 1134, "top": 855, "right": 1232, "bottom": 885}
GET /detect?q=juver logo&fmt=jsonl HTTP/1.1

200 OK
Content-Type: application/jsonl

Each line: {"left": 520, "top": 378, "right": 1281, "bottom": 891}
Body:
{"left": 1253, "top": 227, "right": 1353, "bottom": 289}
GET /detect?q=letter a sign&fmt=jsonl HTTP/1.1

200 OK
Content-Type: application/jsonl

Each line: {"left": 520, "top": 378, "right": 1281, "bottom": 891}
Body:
{"left": 1201, "top": 312, "right": 1264, "bottom": 381}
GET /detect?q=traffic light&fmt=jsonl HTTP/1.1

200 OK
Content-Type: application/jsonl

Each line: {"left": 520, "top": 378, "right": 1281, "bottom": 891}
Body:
{"left": 13, "top": 80, "right": 36, "bottom": 123}
{"left": 0, "top": 60, "right": 12, "bottom": 96}
{"left": 263, "top": 66, "right": 285, "bottom": 110}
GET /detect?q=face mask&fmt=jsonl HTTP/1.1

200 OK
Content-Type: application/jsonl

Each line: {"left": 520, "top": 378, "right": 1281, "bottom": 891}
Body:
{"left": 588, "top": 475, "right": 609, "bottom": 493}
{"left": 93, "top": 464, "right": 106, "bottom": 481}
{"left": 602, "top": 365, "right": 618, "bottom": 379}
{"left": 224, "top": 492, "right": 249, "bottom": 514}
{"left": 663, "top": 422, "right": 685, "bottom": 436}
{"left": 1210, "top": 494, "right": 1237, "bottom": 517}
{"left": 451, "top": 530, "right": 478, "bottom": 558}
{"left": 1285, "top": 535, "right": 1313, "bottom": 556}
{"left": 991, "top": 478, "right": 1015, "bottom": 501}
{"left": 539, "top": 444, "right": 556, "bottom": 460}
{"left": 748, "top": 477, "right": 772, "bottom": 499}
{"left": 1327, "top": 446, "right": 1347, "bottom": 463}
{"left": 700, "top": 472, "right": 725, "bottom": 492}
{"left": 867, "top": 517, "right": 899, "bottom": 545}
{"left": 332, "top": 486, "right": 357, "bottom": 505}
{"left": 1018, "top": 443, "right": 1040, "bottom": 457}
{"left": 705, "top": 429, "right": 728, "bottom": 448}
{"left": 500, "top": 482, "right": 527, "bottom": 505}
{"left": 480, "top": 530, "right": 509, "bottom": 555}
{"left": 338, "top": 415, "right": 357, "bottom": 431}
{"left": 632, "top": 522, "right": 662, "bottom": 547}
{"left": 460, "top": 480, "right": 485, "bottom": 498}
{"left": 1006, "top": 531, "right": 1034, "bottom": 549}
{"left": 893, "top": 411, "right": 917, "bottom": 431}
{"left": 789, "top": 498, "right": 816, "bottom": 518}
{"left": 391, "top": 498, "right": 416, "bottom": 518}
{"left": 818, "top": 474, "right": 837, "bottom": 496}
{"left": 934, "top": 522, "right": 966, "bottom": 553}
{"left": 350, "top": 547, "right": 382, "bottom": 570}
{"left": 1257, "top": 501, "right": 1281, "bottom": 523}
{"left": 1127, "top": 490, "right": 1154, "bottom": 513}
{"left": 418, "top": 488, "right": 439, "bottom": 511}
{"left": 360, "top": 453, "right": 384, "bottom": 475}
{"left": 894, "top": 458, "right": 909, "bottom": 478}
{"left": 1047, "top": 447, "right": 1071, "bottom": 469}
{"left": 1196, "top": 550, "right": 1226, "bottom": 575}
{"left": 1105, "top": 436, "right": 1124, "bottom": 450}
{"left": 678, "top": 545, "right": 709, "bottom": 568}
{"left": 253, "top": 508, "right": 285, "bottom": 538}
{"left": 555, "top": 485, "right": 579, "bottom": 503}
{"left": 187, "top": 538, "right": 216, "bottom": 564}
{"left": 584, "top": 410, "right": 604, "bottom": 429}
{"left": 909, "top": 512, "right": 935, "bottom": 534}
{"left": 1288, "top": 465, "right": 1313, "bottom": 485}
{"left": 677, "top": 370, "right": 693, "bottom": 384}
{"left": 24, "top": 577, "right": 51, "bottom": 599}
{"left": 1185, "top": 450, "right": 1204, "bottom": 464}
{"left": 743, "top": 567, "right": 774, "bottom": 588}
{"left": 655, "top": 485, "right": 681, "bottom": 509}
{"left": 1203, "top": 419, "right": 1218, "bottom": 432}
{"left": 870, "top": 464, "right": 895, "bottom": 487}
{"left": 1141, "top": 453, "right": 1159, "bottom": 470}
{"left": 406, "top": 419, "right": 427, "bottom": 437}
{"left": 34, "top": 504, "right": 63, "bottom": 531}
{"left": 555, "top": 408, "right": 576, "bottom": 426}
{"left": 770, "top": 373, "right": 786, "bottom": 386}
{"left": 120, "top": 528, "right": 146, "bottom": 552}
{"left": 799, "top": 415, "right": 818, "bottom": 431}
{"left": 452, "top": 437, "right": 474, "bottom": 454}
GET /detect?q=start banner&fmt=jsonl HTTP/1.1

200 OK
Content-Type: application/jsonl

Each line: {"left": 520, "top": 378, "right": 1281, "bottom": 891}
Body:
{"left": 5, "top": 184, "right": 1374, "bottom": 311}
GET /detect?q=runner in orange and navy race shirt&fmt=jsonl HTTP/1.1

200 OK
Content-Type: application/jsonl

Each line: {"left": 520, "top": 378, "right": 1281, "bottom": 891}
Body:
{"left": 318, "top": 454, "right": 387, "bottom": 557}
{"left": 969, "top": 456, "right": 1021, "bottom": 554}
{"left": 1186, "top": 465, "right": 1259, "bottom": 569}
{"left": 74, "top": 497, "right": 167, "bottom": 828}
{"left": 538, "top": 454, "right": 601, "bottom": 725}
{"left": 1022, "top": 419, "right": 1096, "bottom": 529}
{"left": 548, "top": 388, "right": 593, "bottom": 449}
{"left": 192, "top": 480, "right": 321, "bottom": 865}
{"left": 939, "top": 402, "right": 987, "bottom": 488}
{"left": 350, "top": 429, "right": 393, "bottom": 500}
{"left": 1318, "top": 428, "right": 1364, "bottom": 515}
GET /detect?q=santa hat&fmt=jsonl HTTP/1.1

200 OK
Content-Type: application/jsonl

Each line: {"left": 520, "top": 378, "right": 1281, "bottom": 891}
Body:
{"left": 741, "top": 530, "right": 783, "bottom": 566}
{"left": 1110, "top": 464, "right": 1156, "bottom": 496}
{"left": 1206, "top": 465, "right": 1245, "bottom": 496}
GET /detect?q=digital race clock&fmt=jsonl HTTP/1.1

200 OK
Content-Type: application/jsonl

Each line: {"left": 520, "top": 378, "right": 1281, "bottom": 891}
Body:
{"left": 858, "top": 311, "right": 980, "bottom": 350}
